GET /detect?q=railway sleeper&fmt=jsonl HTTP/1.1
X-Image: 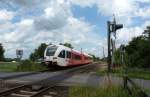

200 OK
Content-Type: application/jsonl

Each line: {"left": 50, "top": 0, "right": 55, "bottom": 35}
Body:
{"left": 11, "top": 93, "right": 31, "bottom": 97}
{"left": 6, "top": 88, "right": 53, "bottom": 97}
{"left": 20, "top": 90, "right": 38, "bottom": 95}
{"left": 49, "top": 91, "right": 57, "bottom": 95}
{"left": 43, "top": 95, "right": 52, "bottom": 97}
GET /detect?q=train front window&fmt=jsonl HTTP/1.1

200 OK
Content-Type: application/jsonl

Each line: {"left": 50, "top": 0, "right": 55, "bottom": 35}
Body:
{"left": 58, "top": 50, "right": 65, "bottom": 58}
{"left": 46, "top": 46, "right": 57, "bottom": 56}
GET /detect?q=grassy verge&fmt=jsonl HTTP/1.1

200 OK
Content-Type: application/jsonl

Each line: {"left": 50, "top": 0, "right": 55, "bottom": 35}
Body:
{"left": 144, "top": 89, "right": 150, "bottom": 95}
{"left": 0, "top": 62, "right": 19, "bottom": 72}
{"left": 16, "top": 61, "right": 47, "bottom": 72}
{"left": 0, "top": 61, "right": 47, "bottom": 72}
{"left": 96, "top": 68, "right": 150, "bottom": 80}
{"left": 69, "top": 85, "right": 134, "bottom": 97}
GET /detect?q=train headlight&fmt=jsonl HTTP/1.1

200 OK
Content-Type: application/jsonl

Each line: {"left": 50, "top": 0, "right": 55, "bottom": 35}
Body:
{"left": 53, "top": 57, "right": 57, "bottom": 59}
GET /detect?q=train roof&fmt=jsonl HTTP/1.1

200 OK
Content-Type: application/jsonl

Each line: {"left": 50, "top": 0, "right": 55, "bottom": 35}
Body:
{"left": 47, "top": 44, "right": 92, "bottom": 57}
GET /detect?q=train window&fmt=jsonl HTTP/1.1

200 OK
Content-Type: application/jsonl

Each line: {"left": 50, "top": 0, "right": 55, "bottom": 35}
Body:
{"left": 85, "top": 57, "right": 88, "bottom": 60}
{"left": 67, "top": 51, "right": 71, "bottom": 58}
{"left": 58, "top": 50, "right": 65, "bottom": 58}
{"left": 75, "top": 54, "right": 81, "bottom": 60}
{"left": 46, "top": 46, "right": 57, "bottom": 56}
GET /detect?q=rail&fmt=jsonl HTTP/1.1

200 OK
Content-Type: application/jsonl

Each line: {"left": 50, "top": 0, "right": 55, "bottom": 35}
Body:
{"left": 0, "top": 63, "right": 95, "bottom": 96}
{"left": 124, "top": 76, "right": 149, "bottom": 97}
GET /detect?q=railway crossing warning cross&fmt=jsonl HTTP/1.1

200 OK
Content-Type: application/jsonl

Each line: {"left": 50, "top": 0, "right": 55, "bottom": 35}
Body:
{"left": 107, "top": 17, "right": 123, "bottom": 73}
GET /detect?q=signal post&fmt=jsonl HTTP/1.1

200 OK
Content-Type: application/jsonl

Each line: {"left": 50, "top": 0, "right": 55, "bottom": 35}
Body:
{"left": 107, "top": 17, "right": 123, "bottom": 73}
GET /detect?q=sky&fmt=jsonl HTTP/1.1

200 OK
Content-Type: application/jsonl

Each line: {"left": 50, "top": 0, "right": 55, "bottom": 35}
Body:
{"left": 0, "top": 0, "right": 150, "bottom": 59}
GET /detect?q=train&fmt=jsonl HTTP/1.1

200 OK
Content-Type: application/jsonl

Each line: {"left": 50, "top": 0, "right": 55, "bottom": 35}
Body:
{"left": 44, "top": 44, "right": 92, "bottom": 67}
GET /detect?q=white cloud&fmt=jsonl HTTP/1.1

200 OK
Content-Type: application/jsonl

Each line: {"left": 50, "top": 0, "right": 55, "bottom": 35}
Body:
{"left": 34, "top": 0, "right": 71, "bottom": 31}
{"left": 19, "top": 19, "right": 34, "bottom": 26}
{"left": 70, "top": 0, "right": 150, "bottom": 26}
{"left": 133, "top": 0, "right": 150, "bottom": 3}
{"left": 143, "top": 20, "right": 150, "bottom": 28}
{"left": 70, "top": 0, "right": 96, "bottom": 8}
{"left": 0, "top": 9, "right": 15, "bottom": 21}
{"left": 97, "top": 0, "right": 137, "bottom": 17}
{"left": 116, "top": 27, "right": 143, "bottom": 45}
{"left": 0, "top": 4, "right": 103, "bottom": 58}
{"left": 135, "top": 7, "right": 150, "bottom": 19}
{"left": 1, "top": 0, "right": 150, "bottom": 58}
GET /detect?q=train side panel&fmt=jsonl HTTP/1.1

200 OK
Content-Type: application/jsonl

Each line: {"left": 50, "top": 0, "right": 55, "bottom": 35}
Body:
{"left": 66, "top": 51, "right": 92, "bottom": 66}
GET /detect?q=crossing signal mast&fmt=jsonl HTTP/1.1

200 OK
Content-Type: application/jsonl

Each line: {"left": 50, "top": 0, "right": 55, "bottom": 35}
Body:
{"left": 107, "top": 16, "right": 123, "bottom": 73}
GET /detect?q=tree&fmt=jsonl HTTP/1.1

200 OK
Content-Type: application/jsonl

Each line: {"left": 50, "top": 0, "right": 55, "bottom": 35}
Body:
{"left": 37, "top": 43, "right": 48, "bottom": 58}
{"left": 113, "top": 46, "right": 130, "bottom": 67}
{"left": 89, "top": 54, "right": 100, "bottom": 61}
{"left": 143, "top": 26, "right": 150, "bottom": 40}
{"left": 124, "top": 26, "right": 150, "bottom": 68}
{"left": 30, "top": 43, "right": 47, "bottom": 61}
{"left": 0, "top": 43, "right": 5, "bottom": 61}
{"left": 29, "top": 50, "right": 39, "bottom": 61}
{"left": 59, "top": 42, "right": 73, "bottom": 49}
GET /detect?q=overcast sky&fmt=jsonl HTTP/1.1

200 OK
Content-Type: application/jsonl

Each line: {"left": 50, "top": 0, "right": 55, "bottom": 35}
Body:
{"left": 0, "top": 0, "right": 150, "bottom": 58}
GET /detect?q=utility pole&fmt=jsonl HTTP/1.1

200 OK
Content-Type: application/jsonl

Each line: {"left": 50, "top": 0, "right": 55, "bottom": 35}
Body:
{"left": 107, "top": 21, "right": 111, "bottom": 73}
{"left": 102, "top": 46, "right": 105, "bottom": 59}
{"left": 81, "top": 48, "right": 82, "bottom": 53}
{"left": 107, "top": 17, "right": 123, "bottom": 73}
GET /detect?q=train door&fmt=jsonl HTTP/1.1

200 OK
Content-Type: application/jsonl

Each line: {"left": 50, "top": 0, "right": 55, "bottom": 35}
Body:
{"left": 66, "top": 51, "right": 71, "bottom": 66}
{"left": 58, "top": 50, "right": 67, "bottom": 66}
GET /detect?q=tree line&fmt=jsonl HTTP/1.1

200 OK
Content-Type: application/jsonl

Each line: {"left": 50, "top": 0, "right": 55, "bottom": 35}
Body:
{"left": 114, "top": 26, "right": 150, "bottom": 68}
{"left": 0, "top": 42, "right": 75, "bottom": 61}
{"left": 0, "top": 43, "right": 5, "bottom": 61}
{"left": 0, "top": 42, "right": 100, "bottom": 62}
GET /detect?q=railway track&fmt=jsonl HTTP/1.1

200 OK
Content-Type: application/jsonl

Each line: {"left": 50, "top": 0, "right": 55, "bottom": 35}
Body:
{"left": 0, "top": 85, "right": 68, "bottom": 97}
{"left": 0, "top": 84, "right": 56, "bottom": 97}
{"left": 0, "top": 64, "right": 96, "bottom": 97}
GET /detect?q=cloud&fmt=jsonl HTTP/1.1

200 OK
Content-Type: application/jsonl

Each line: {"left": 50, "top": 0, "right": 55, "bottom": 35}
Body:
{"left": 0, "top": 1, "right": 103, "bottom": 58}
{"left": 70, "top": 0, "right": 150, "bottom": 26}
{"left": 0, "top": 0, "right": 48, "bottom": 8}
{"left": 1, "top": 0, "right": 150, "bottom": 58}
{"left": 70, "top": 0, "right": 96, "bottom": 8}
{"left": 135, "top": 7, "right": 150, "bottom": 19}
{"left": 116, "top": 19, "right": 150, "bottom": 46}
{"left": 70, "top": 0, "right": 138, "bottom": 16}
{"left": 133, "top": 0, "right": 150, "bottom": 3}
{"left": 0, "top": 9, "right": 15, "bottom": 21}
{"left": 34, "top": 0, "right": 71, "bottom": 31}
{"left": 97, "top": 0, "right": 137, "bottom": 17}
{"left": 117, "top": 27, "right": 143, "bottom": 45}
{"left": 69, "top": 0, "right": 150, "bottom": 48}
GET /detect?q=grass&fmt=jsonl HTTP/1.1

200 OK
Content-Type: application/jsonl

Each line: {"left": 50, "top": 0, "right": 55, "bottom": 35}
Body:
{"left": 96, "top": 68, "right": 150, "bottom": 80}
{"left": 16, "top": 62, "right": 47, "bottom": 72}
{"left": 0, "top": 62, "right": 19, "bottom": 72}
{"left": 0, "top": 61, "right": 47, "bottom": 72}
{"left": 144, "top": 89, "right": 150, "bottom": 95}
{"left": 69, "top": 84, "right": 134, "bottom": 97}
